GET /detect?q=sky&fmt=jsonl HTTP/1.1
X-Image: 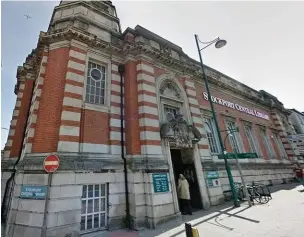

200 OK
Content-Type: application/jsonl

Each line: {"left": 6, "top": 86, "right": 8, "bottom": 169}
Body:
{"left": 1, "top": 0, "right": 304, "bottom": 149}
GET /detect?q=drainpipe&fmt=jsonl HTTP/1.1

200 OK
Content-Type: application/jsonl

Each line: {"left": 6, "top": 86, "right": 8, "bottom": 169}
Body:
{"left": 118, "top": 64, "right": 131, "bottom": 229}
{"left": 1, "top": 72, "right": 36, "bottom": 223}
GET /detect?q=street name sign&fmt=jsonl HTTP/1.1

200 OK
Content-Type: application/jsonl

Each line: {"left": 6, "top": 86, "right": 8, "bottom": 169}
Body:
{"left": 20, "top": 185, "right": 47, "bottom": 200}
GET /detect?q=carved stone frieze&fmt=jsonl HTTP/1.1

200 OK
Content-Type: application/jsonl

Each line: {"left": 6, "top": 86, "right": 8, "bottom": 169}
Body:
{"left": 159, "top": 79, "right": 181, "bottom": 99}
{"left": 160, "top": 113, "right": 202, "bottom": 148}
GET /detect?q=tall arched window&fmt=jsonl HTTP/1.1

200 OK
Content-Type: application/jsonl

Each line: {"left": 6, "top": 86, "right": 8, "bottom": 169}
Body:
{"left": 204, "top": 118, "right": 219, "bottom": 153}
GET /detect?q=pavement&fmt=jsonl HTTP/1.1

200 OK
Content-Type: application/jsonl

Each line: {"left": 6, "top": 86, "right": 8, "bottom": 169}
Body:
{"left": 91, "top": 183, "right": 304, "bottom": 237}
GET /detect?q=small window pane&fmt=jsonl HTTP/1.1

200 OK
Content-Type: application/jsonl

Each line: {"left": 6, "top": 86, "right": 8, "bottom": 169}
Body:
{"left": 90, "top": 86, "right": 95, "bottom": 95}
{"left": 100, "top": 199, "right": 105, "bottom": 211}
{"left": 88, "top": 185, "right": 93, "bottom": 198}
{"left": 81, "top": 216, "right": 86, "bottom": 230}
{"left": 94, "top": 199, "right": 99, "bottom": 212}
{"left": 94, "top": 185, "right": 99, "bottom": 197}
{"left": 100, "top": 185, "right": 105, "bottom": 196}
{"left": 100, "top": 213, "right": 106, "bottom": 227}
{"left": 87, "top": 199, "right": 93, "bottom": 213}
{"left": 81, "top": 200, "right": 86, "bottom": 214}
{"left": 96, "top": 89, "right": 100, "bottom": 97}
{"left": 82, "top": 186, "right": 87, "bottom": 198}
{"left": 90, "top": 95, "right": 94, "bottom": 103}
{"left": 94, "top": 214, "right": 99, "bottom": 229}
{"left": 87, "top": 215, "right": 93, "bottom": 230}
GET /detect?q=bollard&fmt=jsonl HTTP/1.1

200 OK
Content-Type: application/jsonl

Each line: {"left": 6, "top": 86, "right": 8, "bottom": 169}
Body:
{"left": 192, "top": 228, "right": 200, "bottom": 237}
{"left": 185, "top": 223, "right": 193, "bottom": 237}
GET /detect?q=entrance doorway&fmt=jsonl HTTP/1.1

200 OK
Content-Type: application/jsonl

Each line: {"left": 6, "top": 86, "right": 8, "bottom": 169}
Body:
{"left": 170, "top": 149, "right": 203, "bottom": 211}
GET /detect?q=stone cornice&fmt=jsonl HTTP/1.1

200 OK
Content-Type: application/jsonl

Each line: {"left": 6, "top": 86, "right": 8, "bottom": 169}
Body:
{"left": 123, "top": 26, "right": 292, "bottom": 114}
{"left": 39, "top": 28, "right": 123, "bottom": 54}
{"left": 123, "top": 43, "right": 276, "bottom": 109}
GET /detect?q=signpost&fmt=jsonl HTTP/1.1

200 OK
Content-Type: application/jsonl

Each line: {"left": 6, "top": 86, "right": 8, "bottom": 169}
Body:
{"left": 42, "top": 154, "right": 59, "bottom": 237}
{"left": 218, "top": 152, "right": 258, "bottom": 160}
{"left": 43, "top": 154, "right": 59, "bottom": 173}
{"left": 152, "top": 173, "right": 169, "bottom": 193}
{"left": 20, "top": 186, "right": 47, "bottom": 200}
{"left": 218, "top": 152, "right": 256, "bottom": 207}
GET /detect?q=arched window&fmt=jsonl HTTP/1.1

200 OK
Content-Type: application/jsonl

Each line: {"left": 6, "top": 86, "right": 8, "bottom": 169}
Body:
{"left": 204, "top": 118, "right": 219, "bottom": 153}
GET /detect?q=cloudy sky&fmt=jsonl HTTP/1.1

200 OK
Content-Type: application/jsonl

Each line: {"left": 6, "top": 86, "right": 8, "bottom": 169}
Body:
{"left": 1, "top": 0, "right": 304, "bottom": 149}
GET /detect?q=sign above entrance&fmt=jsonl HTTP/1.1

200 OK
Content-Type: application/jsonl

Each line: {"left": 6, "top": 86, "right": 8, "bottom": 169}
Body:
{"left": 218, "top": 152, "right": 258, "bottom": 159}
{"left": 20, "top": 185, "right": 47, "bottom": 200}
{"left": 203, "top": 92, "right": 270, "bottom": 120}
{"left": 152, "top": 173, "right": 169, "bottom": 193}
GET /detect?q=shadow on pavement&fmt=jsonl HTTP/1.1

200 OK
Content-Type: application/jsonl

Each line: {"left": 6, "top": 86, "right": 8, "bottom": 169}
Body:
{"left": 138, "top": 182, "right": 300, "bottom": 237}
{"left": 268, "top": 182, "right": 299, "bottom": 193}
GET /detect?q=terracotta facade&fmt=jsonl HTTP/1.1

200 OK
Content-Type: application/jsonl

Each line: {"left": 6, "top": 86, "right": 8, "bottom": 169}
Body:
{"left": 1, "top": 1, "right": 303, "bottom": 237}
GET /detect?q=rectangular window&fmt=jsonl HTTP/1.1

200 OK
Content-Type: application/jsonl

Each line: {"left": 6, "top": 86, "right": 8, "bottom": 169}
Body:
{"left": 164, "top": 106, "right": 180, "bottom": 122}
{"left": 81, "top": 184, "right": 107, "bottom": 232}
{"left": 244, "top": 125, "right": 257, "bottom": 153}
{"left": 260, "top": 129, "right": 276, "bottom": 158}
{"left": 204, "top": 118, "right": 220, "bottom": 153}
{"left": 273, "top": 133, "right": 287, "bottom": 159}
{"left": 85, "top": 61, "right": 106, "bottom": 105}
{"left": 226, "top": 121, "right": 243, "bottom": 153}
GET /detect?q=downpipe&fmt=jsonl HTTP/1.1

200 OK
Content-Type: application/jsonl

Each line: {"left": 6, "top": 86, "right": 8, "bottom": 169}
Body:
{"left": 118, "top": 64, "right": 131, "bottom": 229}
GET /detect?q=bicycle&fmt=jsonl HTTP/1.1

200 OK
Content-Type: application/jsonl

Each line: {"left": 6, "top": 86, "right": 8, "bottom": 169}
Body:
{"left": 234, "top": 182, "right": 271, "bottom": 204}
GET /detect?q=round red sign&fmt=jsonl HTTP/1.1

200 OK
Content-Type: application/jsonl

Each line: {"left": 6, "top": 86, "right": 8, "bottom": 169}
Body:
{"left": 43, "top": 154, "right": 59, "bottom": 173}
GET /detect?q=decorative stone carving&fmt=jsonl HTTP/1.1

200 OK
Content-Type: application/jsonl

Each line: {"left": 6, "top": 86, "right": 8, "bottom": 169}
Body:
{"left": 160, "top": 79, "right": 181, "bottom": 99}
{"left": 160, "top": 112, "right": 202, "bottom": 148}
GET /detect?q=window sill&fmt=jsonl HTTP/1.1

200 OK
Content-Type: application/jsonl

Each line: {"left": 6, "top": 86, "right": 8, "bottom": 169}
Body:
{"left": 84, "top": 103, "right": 110, "bottom": 113}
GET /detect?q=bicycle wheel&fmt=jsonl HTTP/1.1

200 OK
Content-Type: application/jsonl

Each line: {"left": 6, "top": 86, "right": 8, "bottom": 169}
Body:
{"left": 238, "top": 188, "right": 244, "bottom": 201}
{"left": 255, "top": 186, "right": 269, "bottom": 204}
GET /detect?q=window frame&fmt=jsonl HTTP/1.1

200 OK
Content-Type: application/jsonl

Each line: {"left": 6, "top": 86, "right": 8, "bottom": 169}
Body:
{"left": 260, "top": 129, "right": 276, "bottom": 158}
{"left": 85, "top": 60, "right": 107, "bottom": 106}
{"left": 273, "top": 132, "right": 287, "bottom": 159}
{"left": 226, "top": 120, "right": 244, "bottom": 154}
{"left": 83, "top": 52, "right": 112, "bottom": 113}
{"left": 81, "top": 184, "right": 107, "bottom": 233}
{"left": 243, "top": 123, "right": 261, "bottom": 156}
{"left": 204, "top": 117, "right": 220, "bottom": 154}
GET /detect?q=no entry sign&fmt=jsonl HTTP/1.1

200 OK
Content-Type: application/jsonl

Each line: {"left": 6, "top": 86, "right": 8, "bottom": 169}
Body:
{"left": 43, "top": 154, "right": 59, "bottom": 173}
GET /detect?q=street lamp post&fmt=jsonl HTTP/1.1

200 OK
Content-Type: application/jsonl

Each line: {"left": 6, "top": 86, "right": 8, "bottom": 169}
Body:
{"left": 194, "top": 34, "right": 240, "bottom": 207}
{"left": 224, "top": 129, "right": 252, "bottom": 207}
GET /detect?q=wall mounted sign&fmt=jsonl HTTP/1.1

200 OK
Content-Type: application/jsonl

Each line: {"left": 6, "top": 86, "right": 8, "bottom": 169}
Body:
{"left": 218, "top": 152, "right": 258, "bottom": 159}
{"left": 207, "top": 178, "right": 221, "bottom": 188}
{"left": 206, "top": 171, "right": 219, "bottom": 179}
{"left": 203, "top": 92, "right": 270, "bottom": 120}
{"left": 152, "top": 173, "right": 169, "bottom": 193}
{"left": 20, "top": 185, "right": 47, "bottom": 199}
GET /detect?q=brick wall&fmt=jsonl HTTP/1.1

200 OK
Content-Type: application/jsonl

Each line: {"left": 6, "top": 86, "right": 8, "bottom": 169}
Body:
{"left": 3, "top": 78, "right": 34, "bottom": 158}
{"left": 32, "top": 45, "right": 70, "bottom": 153}
{"left": 195, "top": 82, "right": 289, "bottom": 160}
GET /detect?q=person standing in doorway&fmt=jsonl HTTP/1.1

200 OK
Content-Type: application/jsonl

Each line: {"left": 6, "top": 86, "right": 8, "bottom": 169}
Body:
{"left": 178, "top": 174, "right": 192, "bottom": 215}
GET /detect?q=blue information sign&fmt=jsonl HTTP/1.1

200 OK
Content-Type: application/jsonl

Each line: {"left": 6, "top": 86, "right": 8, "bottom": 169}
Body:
{"left": 206, "top": 171, "right": 219, "bottom": 179}
{"left": 152, "top": 173, "right": 169, "bottom": 193}
{"left": 20, "top": 185, "right": 47, "bottom": 200}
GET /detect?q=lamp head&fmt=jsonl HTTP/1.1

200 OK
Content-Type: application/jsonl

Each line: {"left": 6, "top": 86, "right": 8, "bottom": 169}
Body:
{"left": 215, "top": 39, "right": 227, "bottom": 49}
